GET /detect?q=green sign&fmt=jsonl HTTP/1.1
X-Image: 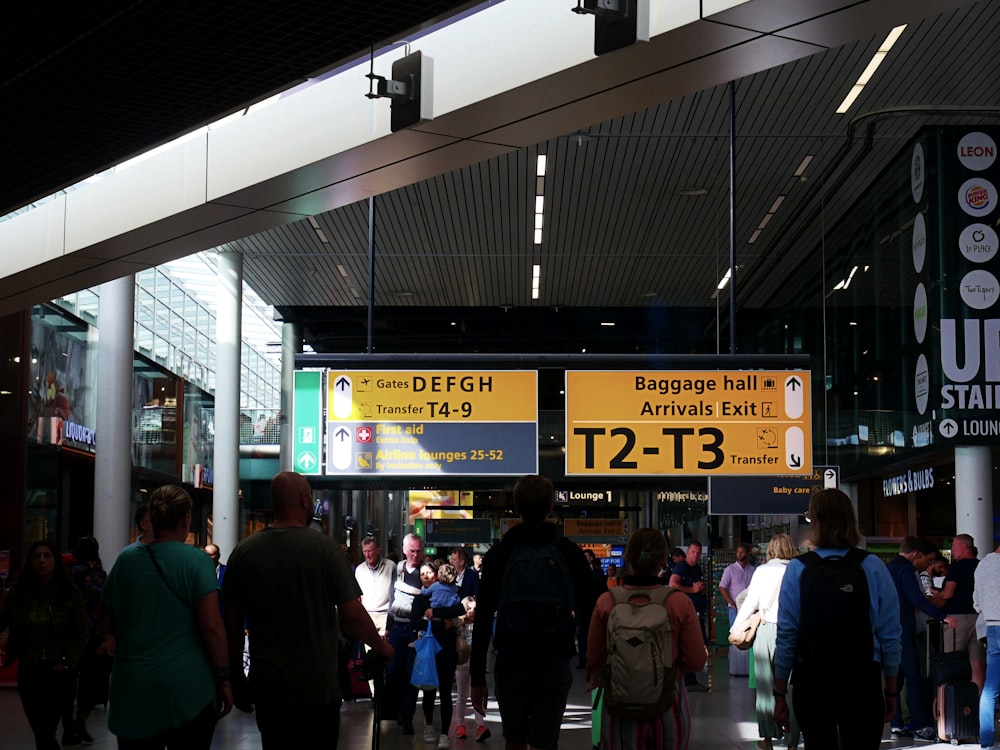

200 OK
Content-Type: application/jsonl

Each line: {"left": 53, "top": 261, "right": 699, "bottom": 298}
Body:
{"left": 293, "top": 371, "right": 323, "bottom": 474}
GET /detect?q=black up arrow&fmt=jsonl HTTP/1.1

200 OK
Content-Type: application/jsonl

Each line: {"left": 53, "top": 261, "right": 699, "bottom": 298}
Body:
{"left": 787, "top": 377, "right": 802, "bottom": 391}
{"left": 336, "top": 376, "right": 350, "bottom": 391}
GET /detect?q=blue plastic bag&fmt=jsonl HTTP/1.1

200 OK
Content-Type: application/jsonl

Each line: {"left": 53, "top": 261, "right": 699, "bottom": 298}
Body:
{"left": 411, "top": 621, "right": 441, "bottom": 690}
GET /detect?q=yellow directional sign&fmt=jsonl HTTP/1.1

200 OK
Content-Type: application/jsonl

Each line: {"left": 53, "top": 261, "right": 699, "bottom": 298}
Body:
{"left": 565, "top": 370, "right": 812, "bottom": 476}
{"left": 325, "top": 370, "right": 538, "bottom": 476}
{"left": 328, "top": 371, "right": 536, "bottom": 422}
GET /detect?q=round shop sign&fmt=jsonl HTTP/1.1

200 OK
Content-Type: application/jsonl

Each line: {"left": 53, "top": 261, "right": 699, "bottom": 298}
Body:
{"left": 914, "top": 354, "right": 929, "bottom": 415}
{"left": 911, "top": 142, "right": 925, "bottom": 203}
{"left": 959, "top": 178, "right": 996, "bottom": 217}
{"left": 957, "top": 132, "right": 997, "bottom": 171}
{"left": 959, "top": 269, "right": 1000, "bottom": 310}
{"left": 959, "top": 223, "right": 998, "bottom": 263}
{"left": 912, "top": 212, "right": 927, "bottom": 272}
{"left": 913, "top": 283, "right": 928, "bottom": 343}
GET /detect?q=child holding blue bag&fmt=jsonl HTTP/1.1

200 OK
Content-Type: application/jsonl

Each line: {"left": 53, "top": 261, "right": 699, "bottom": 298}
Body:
{"left": 414, "top": 563, "right": 466, "bottom": 749}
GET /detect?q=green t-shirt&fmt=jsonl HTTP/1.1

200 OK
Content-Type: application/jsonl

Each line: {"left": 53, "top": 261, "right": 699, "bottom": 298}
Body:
{"left": 102, "top": 542, "right": 219, "bottom": 739}
{"left": 222, "top": 525, "right": 362, "bottom": 704}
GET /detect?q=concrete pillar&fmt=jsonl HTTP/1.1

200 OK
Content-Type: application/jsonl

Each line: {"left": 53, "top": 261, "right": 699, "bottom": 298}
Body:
{"left": 954, "top": 446, "right": 993, "bottom": 557}
{"left": 279, "top": 321, "right": 302, "bottom": 472}
{"left": 94, "top": 275, "right": 135, "bottom": 556}
{"left": 212, "top": 251, "right": 242, "bottom": 562}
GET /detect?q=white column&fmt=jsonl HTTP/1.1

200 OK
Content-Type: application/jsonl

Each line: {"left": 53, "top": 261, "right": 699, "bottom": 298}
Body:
{"left": 954, "top": 446, "right": 993, "bottom": 557}
{"left": 213, "top": 251, "right": 242, "bottom": 562}
{"left": 279, "top": 321, "right": 301, "bottom": 472}
{"left": 94, "top": 276, "right": 135, "bottom": 557}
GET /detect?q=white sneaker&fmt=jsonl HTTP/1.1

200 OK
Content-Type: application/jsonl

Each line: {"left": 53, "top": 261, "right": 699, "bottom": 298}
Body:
{"left": 424, "top": 725, "right": 438, "bottom": 743}
{"left": 438, "top": 734, "right": 451, "bottom": 749}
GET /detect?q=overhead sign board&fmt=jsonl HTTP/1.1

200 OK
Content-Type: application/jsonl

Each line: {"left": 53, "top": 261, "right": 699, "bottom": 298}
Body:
{"left": 325, "top": 370, "right": 538, "bottom": 476}
{"left": 564, "top": 518, "right": 630, "bottom": 537}
{"left": 709, "top": 466, "right": 838, "bottom": 515}
{"left": 292, "top": 370, "right": 323, "bottom": 474}
{"left": 565, "top": 370, "right": 812, "bottom": 476}
{"left": 424, "top": 518, "right": 493, "bottom": 545}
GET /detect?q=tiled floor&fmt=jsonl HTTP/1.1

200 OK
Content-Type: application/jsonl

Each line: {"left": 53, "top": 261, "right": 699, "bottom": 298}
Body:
{"left": 0, "top": 653, "right": 989, "bottom": 749}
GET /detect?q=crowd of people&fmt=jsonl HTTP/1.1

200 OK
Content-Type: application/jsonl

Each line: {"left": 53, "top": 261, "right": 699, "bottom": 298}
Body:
{"left": 2, "top": 476, "right": 998, "bottom": 750}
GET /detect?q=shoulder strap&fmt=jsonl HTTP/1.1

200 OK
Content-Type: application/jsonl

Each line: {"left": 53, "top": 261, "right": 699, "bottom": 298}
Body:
{"left": 845, "top": 547, "right": 869, "bottom": 565}
{"left": 799, "top": 551, "right": 820, "bottom": 567}
{"left": 144, "top": 545, "right": 188, "bottom": 609}
{"left": 609, "top": 586, "right": 628, "bottom": 605}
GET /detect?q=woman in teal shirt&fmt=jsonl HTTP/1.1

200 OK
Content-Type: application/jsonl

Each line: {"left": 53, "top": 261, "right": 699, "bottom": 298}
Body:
{"left": 1, "top": 540, "right": 89, "bottom": 750}
{"left": 101, "top": 485, "right": 232, "bottom": 748}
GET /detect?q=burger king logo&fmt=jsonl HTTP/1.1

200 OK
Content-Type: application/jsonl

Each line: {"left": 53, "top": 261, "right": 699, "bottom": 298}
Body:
{"left": 959, "top": 178, "right": 997, "bottom": 217}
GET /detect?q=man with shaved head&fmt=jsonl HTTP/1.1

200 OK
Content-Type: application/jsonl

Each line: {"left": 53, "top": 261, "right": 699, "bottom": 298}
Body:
{"left": 223, "top": 472, "right": 392, "bottom": 748}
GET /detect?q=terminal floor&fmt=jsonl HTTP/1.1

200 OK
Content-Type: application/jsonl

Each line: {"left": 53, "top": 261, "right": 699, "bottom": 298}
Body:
{"left": 0, "top": 653, "right": 989, "bottom": 749}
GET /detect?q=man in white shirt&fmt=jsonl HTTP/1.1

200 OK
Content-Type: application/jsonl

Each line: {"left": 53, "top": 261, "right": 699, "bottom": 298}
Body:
{"left": 355, "top": 537, "right": 394, "bottom": 636}
{"left": 720, "top": 543, "right": 756, "bottom": 630}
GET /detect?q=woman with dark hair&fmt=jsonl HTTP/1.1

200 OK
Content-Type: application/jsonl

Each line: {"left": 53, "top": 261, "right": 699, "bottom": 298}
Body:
{"left": 0, "top": 540, "right": 89, "bottom": 750}
{"left": 101, "top": 485, "right": 232, "bottom": 748}
{"left": 65, "top": 535, "right": 111, "bottom": 743}
{"left": 586, "top": 528, "right": 707, "bottom": 749}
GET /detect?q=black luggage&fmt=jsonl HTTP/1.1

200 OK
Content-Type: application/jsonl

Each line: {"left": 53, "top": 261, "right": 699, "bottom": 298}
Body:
{"left": 928, "top": 621, "right": 979, "bottom": 744}
{"left": 933, "top": 680, "right": 979, "bottom": 744}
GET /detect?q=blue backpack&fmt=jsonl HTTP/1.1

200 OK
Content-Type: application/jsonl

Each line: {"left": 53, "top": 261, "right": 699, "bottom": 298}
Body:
{"left": 494, "top": 542, "right": 576, "bottom": 656}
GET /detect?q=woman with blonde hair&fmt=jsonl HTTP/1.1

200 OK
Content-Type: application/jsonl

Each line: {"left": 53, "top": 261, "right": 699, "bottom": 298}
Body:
{"left": 732, "top": 534, "right": 800, "bottom": 750}
{"left": 586, "top": 528, "right": 707, "bottom": 749}
{"left": 101, "top": 485, "right": 232, "bottom": 748}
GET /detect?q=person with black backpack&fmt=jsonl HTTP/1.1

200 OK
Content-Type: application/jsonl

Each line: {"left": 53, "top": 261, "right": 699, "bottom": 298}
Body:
{"left": 469, "top": 475, "right": 596, "bottom": 750}
{"left": 772, "top": 488, "right": 901, "bottom": 749}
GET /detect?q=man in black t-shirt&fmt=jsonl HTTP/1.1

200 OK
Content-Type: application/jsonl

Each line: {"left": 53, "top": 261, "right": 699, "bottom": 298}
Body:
{"left": 938, "top": 533, "right": 986, "bottom": 691}
{"left": 669, "top": 541, "right": 708, "bottom": 690}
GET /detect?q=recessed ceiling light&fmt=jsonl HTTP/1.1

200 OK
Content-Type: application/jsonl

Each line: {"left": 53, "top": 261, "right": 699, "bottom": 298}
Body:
{"left": 600, "top": 322, "right": 615, "bottom": 327}
{"left": 677, "top": 188, "right": 708, "bottom": 196}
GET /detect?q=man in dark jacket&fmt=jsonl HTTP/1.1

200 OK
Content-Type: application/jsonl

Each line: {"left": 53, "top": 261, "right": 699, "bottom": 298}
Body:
{"left": 886, "top": 536, "right": 956, "bottom": 741}
{"left": 470, "top": 475, "right": 596, "bottom": 750}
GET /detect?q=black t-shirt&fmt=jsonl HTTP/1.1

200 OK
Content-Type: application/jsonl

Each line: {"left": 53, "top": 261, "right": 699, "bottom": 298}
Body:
{"left": 944, "top": 557, "right": 979, "bottom": 614}
{"left": 671, "top": 560, "right": 707, "bottom": 613}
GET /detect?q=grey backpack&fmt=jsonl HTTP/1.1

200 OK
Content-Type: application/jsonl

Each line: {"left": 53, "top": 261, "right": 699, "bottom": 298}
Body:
{"left": 601, "top": 586, "right": 678, "bottom": 719}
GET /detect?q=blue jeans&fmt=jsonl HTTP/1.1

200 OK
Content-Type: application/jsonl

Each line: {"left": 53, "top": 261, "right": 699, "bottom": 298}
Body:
{"left": 982, "top": 625, "right": 1000, "bottom": 747}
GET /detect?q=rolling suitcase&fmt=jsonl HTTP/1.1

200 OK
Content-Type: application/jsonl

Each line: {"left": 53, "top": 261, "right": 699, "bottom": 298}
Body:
{"left": 933, "top": 680, "right": 979, "bottom": 744}
{"left": 728, "top": 644, "right": 749, "bottom": 676}
{"left": 929, "top": 621, "right": 979, "bottom": 744}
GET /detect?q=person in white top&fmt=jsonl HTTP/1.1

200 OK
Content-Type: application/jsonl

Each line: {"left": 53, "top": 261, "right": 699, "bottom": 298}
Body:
{"left": 973, "top": 543, "right": 1000, "bottom": 749}
{"left": 355, "top": 537, "right": 394, "bottom": 635}
{"left": 732, "top": 534, "right": 801, "bottom": 750}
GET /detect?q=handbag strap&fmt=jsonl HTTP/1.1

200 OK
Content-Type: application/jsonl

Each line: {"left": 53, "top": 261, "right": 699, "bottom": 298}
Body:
{"left": 144, "top": 544, "right": 189, "bottom": 609}
{"left": 759, "top": 580, "right": 780, "bottom": 618}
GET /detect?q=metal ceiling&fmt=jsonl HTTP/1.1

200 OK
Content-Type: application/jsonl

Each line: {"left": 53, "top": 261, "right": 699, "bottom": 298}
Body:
{"left": 212, "top": 0, "right": 1000, "bottom": 351}
{"left": 5, "top": 1, "right": 1000, "bottom": 356}
{"left": 1, "top": 0, "right": 475, "bottom": 216}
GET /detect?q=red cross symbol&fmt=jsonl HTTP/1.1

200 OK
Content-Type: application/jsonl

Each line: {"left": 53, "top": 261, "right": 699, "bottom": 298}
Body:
{"left": 356, "top": 426, "right": 373, "bottom": 443}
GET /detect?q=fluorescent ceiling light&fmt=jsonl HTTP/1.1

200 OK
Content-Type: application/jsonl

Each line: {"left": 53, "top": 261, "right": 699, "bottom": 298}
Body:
{"left": 533, "top": 229, "right": 543, "bottom": 245}
{"left": 535, "top": 196, "right": 544, "bottom": 213}
{"left": 536, "top": 154, "right": 547, "bottom": 176}
{"left": 716, "top": 269, "right": 732, "bottom": 291}
{"left": 532, "top": 264, "right": 541, "bottom": 300}
{"left": 600, "top": 322, "right": 615, "bottom": 327}
{"left": 534, "top": 214, "right": 544, "bottom": 231}
{"left": 757, "top": 214, "right": 773, "bottom": 230}
{"left": 793, "top": 156, "right": 814, "bottom": 177}
{"left": 769, "top": 196, "right": 786, "bottom": 214}
{"left": 747, "top": 229, "right": 762, "bottom": 244}
{"left": 836, "top": 24, "right": 906, "bottom": 114}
